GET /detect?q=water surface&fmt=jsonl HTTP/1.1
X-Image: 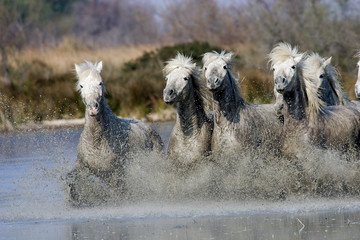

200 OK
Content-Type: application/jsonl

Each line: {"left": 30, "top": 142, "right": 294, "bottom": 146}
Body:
{"left": 1, "top": 122, "right": 360, "bottom": 240}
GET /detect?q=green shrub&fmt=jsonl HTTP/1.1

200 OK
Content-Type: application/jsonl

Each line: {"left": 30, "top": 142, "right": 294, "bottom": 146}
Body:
{"left": 105, "top": 41, "right": 229, "bottom": 116}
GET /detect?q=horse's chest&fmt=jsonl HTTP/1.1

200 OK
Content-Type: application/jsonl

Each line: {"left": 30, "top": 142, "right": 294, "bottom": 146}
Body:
{"left": 212, "top": 123, "right": 238, "bottom": 151}
{"left": 169, "top": 129, "right": 210, "bottom": 164}
{"left": 79, "top": 134, "right": 128, "bottom": 171}
{"left": 180, "top": 135, "right": 206, "bottom": 152}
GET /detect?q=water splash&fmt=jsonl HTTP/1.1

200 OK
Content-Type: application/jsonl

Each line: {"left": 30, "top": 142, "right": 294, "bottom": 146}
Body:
{"left": 1, "top": 126, "right": 360, "bottom": 223}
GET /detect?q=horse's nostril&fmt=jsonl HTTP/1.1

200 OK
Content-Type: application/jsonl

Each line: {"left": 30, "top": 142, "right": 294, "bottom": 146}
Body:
{"left": 215, "top": 78, "right": 219, "bottom": 83}
{"left": 282, "top": 78, "right": 286, "bottom": 83}
{"left": 169, "top": 89, "right": 174, "bottom": 95}
{"left": 95, "top": 103, "right": 99, "bottom": 108}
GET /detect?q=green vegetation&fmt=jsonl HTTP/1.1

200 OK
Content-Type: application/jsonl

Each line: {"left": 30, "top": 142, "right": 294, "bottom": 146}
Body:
{"left": 2, "top": 41, "right": 269, "bottom": 129}
{"left": 107, "top": 41, "right": 225, "bottom": 116}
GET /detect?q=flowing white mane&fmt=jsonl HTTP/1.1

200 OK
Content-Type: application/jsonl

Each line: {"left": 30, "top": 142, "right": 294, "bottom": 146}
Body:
{"left": 75, "top": 61, "right": 103, "bottom": 91}
{"left": 202, "top": 50, "right": 234, "bottom": 69}
{"left": 268, "top": 42, "right": 305, "bottom": 68}
{"left": 301, "top": 54, "right": 326, "bottom": 113}
{"left": 163, "top": 53, "right": 197, "bottom": 76}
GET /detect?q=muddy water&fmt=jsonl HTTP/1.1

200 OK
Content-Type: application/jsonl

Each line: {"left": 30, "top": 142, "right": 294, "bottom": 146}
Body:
{"left": 1, "top": 122, "right": 360, "bottom": 240}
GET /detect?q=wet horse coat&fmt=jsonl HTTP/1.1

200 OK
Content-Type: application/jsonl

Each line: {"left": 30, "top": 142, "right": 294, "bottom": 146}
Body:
{"left": 203, "top": 51, "right": 282, "bottom": 158}
{"left": 274, "top": 57, "right": 360, "bottom": 156}
{"left": 163, "top": 54, "right": 213, "bottom": 165}
{"left": 67, "top": 61, "right": 164, "bottom": 206}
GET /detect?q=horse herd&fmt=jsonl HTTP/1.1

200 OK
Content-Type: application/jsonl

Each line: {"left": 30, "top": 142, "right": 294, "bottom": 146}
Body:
{"left": 66, "top": 42, "right": 360, "bottom": 206}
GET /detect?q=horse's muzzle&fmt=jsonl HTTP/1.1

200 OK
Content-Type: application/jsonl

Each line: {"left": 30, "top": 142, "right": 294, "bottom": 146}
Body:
{"left": 207, "top": 77, "right": 221, "bottom": 90}
{"left": 275, "top": 77, "right": 287, "bottom": 94}
{"left": 87, "top": 102, "right": 100, "bottom": 116}
{"left": 163, "top": 88, "right": 177, "bottom": 104}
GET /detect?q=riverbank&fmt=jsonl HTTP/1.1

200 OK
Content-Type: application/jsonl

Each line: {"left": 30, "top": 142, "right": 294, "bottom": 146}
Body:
{"left": 0, "top": 108, "right": 176, "bottom": 132}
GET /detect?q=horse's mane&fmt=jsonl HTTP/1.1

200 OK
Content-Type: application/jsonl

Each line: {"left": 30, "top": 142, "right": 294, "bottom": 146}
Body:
{"left": 324, "top": 62, "right": 349, "bottom": 105}
{"left": 268, "top": 42, "right": 305, "bottom": 68}
{"left": 301, "top": 54, "right": 326, "bottom": 113}
{"left": 202, "top": 50, "right": 234, "bottom": 69}
{"left": 75, "top": 61, "right": 103, "bottom": 91}
{"left": 302, "top": 53, "right": 348, "bottom": 109}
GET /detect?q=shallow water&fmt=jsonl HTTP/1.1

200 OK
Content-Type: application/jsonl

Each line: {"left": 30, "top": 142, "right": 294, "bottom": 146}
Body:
{"left": 1, "top": 122, "right": 360, "bottom": 240}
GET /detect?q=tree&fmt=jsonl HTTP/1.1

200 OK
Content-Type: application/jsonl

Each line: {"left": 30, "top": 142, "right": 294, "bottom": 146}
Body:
{"left": 72, "top": 0, "right": 159, "bottom": 46}
{"left": 0, "top": 0, "right": 78, "bottom": 88}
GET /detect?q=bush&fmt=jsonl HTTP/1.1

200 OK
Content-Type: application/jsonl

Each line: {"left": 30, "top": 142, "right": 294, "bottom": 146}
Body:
{"left": 104, "top": 41, "right": 228, "bottom": 117}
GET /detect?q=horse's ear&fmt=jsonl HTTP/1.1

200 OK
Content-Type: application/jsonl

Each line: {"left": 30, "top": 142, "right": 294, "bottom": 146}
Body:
{"left": 223, "top": 52, "right": 234, "bottom": 64}
{"left": 75, "top": 64, "right": 80, "bottom": 75}
{"left": 202, "top": 52, "right": 211, "bottom": 64}
{"left": 324, "top": 57, "right": 332, "bottom": 66}
{"left": 96, "top": 61, "right": 103, "bottom": 73}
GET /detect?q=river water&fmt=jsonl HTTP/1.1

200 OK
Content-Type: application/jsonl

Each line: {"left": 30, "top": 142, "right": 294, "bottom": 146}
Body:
{"left": 1, "top": 122, "right": 360, "bottom": 240}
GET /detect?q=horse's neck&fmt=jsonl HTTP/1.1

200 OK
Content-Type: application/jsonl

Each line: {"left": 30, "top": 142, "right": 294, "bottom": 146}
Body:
{"left": 212, "top": 72, "right": 245, "bottom": 122}
{"left": 283, "top": 77, "right": 307, "bottom": 122}
{"left": 176, "top": 89, "right": 207, "bottom": 136}
{"left": 320, "top": 79, "right": 338, "bottom": 105}
{"left": 84, "top": 102, "right": 114, "bottom": 138}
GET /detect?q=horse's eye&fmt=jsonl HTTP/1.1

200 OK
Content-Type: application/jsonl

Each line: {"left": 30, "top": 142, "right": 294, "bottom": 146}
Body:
{"left": 99, "top": 82, "right": 102, "bottom": 86}
{"left": 184, "top": 77, "right": 189, "bottom": 81}
{"left": 272, "top": 68, "right": 275, "bottom": 71}
{"left": 80, "top": 85, "right": 83, "bottom": 88}
{"left": 319, "top": 74, "right": 324, "bottom": 78}
{"left": 204, "top": 67, "right": 207, "bottom": 71}
{"left": 223, "top": 65, "right": 227, "bottom": 69}
{"left": 291, "top": 65, "right": 296, "bottom": 69}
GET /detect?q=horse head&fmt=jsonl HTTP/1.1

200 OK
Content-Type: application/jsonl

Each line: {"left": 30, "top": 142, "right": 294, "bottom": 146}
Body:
{"left": 302, "top": 53, "right": 348, "bottom": 106}
{"left": 75, "top": 61, "right": 105, "bottom": 116}
{"left": 202, "top": 51, "right": 233, "bottom": 91}
{"left": 273, "top": 59, "right": 300, "bottom": 94}
{"left": 162, "top": 53, "right": 198, "bottom": 104}
{"left": 269, "top": 42, "right": 305, "bottom": 95}
{"left": 302, "top": 54, "right": 333, "bottom": 92}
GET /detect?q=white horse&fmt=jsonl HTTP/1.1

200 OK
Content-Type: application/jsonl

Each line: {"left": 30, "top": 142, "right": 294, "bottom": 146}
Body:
{"left": 273, "top": 51, "right": 360, "bottom": 156}
{"left": 355, "top": 52, "right": 360, "bottom": 98}
{"left": 202, "top": 51, "right": 282, "bottom": 158}
{"left": 269, "top": 43, "right": 355, "bottom": 121}
{"left": 163, "top": 53, "right": 213, "bottom": 165}
{"left": 66, "top": 61, "right": 164, "bottom": 206}
{"left": 268, "top": 42, "right": 306, "bottom": 121}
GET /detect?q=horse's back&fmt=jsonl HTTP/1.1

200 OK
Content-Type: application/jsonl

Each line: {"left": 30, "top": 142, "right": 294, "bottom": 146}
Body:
{"left": 246, "top": 103, "right": 283, "bottom": 129}
{"left": 212, "top": 103, "right": 282, "bottom": 157}
{"left": 126, "top": 118, "right": 164, "bottom": 153}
